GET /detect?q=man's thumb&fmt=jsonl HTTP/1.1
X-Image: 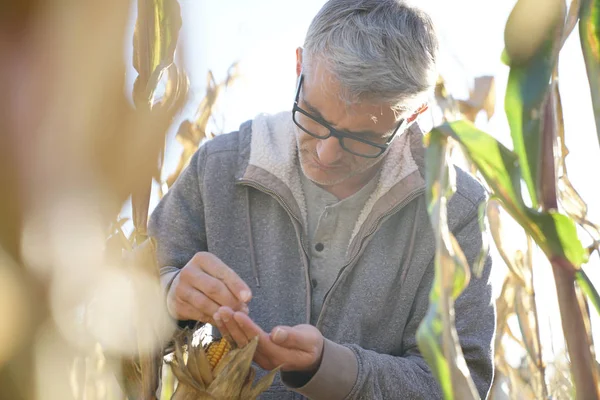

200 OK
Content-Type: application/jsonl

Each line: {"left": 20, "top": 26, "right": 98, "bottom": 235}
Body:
{"left": 271, "top": 327, "right": 289, "bottom": 345}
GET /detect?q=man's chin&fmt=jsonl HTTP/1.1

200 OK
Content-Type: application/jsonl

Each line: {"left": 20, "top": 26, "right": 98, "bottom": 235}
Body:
{"left": 300, "top": 163, "right": 347, "bottom": 187}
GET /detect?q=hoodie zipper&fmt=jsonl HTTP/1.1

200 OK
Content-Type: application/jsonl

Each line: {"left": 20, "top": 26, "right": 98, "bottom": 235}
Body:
{"left": 237, "top": 179, "right": 313, "bottom": 324}
{"left": 315, "top": 187, "right": 425, "bottom": 329}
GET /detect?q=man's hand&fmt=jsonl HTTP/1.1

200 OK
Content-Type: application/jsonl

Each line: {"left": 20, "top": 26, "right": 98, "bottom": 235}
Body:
{"left": 167, "top": 252, "right": 252, "bottom": 324}
{"left": 213, "top": 306, "right": 324, "bottom": 373}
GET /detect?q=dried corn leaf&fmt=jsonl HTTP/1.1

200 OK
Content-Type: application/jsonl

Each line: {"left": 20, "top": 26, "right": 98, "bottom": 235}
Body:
{"left": 207, "top": 336, "right": 259, "bottom": 398}
{"left": 487, "top": 199, "right": 528, "bottom": 285}
{"left": 188, "top": 342, "right": 213, "bottom": 386}
{"left": 494, "top": 276, "right": 517, "bottom": 355}
{"left": 514, "top": 285, "right": 545, "bottom": 397}
{"left": 166, "top": 64, "right": 240, "bottom": 189}
{"left": 434, "top": 75, "right": 459, "bottom": 122}
{"left": 458, "top": 76, "right": 496, "bottom": 122}
{"left": 167, "top": 339, "right": 205, "bottom": 392}
{"left": 240, "top": 367, "right": 280, "bottom": 400}
{"left": 195, "top": 64, "right": 241, "bottom": 134}
{"left": 182, "top": 347, "right": 205, "bottom": 388}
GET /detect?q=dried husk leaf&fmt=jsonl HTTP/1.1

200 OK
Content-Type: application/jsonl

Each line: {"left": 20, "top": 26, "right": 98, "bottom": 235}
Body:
{"left": 168, "top": 358, "right": 204, "bottom": 393}
{"left": 188, "top": 342, "right": 213, "bottom": 386}
{"left": 184, "top": 345, "right": 207, "bottom": 387}
{"left": 171, "top": 379, "right": 213, "bottom": 400}
{"left": 458, "top": 76, "right": 496, "bottom": 122}
{"left": 240, "top": 367, "right": 280, "bottom": 400}
{"left": 207, "top": 336, "right": 259, "bottom": 398}
{"left": 176, "top": 337, "right": 205, "bottom": 391}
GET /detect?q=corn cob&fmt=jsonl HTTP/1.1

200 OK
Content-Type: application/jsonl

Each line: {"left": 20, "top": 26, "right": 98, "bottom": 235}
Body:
{"left": 205, "top": 338, "right": 232, "bottom": 370}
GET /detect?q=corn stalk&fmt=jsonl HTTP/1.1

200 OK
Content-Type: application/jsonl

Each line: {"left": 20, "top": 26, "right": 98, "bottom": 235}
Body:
{"left": 421, "top": 0, "right": 600, "bottom": 398}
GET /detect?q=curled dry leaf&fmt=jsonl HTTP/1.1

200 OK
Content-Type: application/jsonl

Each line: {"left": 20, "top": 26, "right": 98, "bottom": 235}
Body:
{"left": 458, "top": 76, "right": 496, "bottom": 122}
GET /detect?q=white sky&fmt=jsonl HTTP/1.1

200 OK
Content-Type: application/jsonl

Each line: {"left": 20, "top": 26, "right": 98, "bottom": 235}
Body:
{"left": 129, "top": 0, "right": 600, "bottom": 376}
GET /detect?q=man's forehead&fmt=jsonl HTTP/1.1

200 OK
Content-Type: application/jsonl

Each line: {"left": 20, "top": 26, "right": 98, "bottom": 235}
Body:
{"left": 303, "top": 64, "right": 402, "bottom": 123}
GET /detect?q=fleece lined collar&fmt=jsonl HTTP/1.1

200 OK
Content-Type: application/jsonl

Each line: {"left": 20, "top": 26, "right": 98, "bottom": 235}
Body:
{"left": 242, "top": 111, "right": 426, "bottom": 246}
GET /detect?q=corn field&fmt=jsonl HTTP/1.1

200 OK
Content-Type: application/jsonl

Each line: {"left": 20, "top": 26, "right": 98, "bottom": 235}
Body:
{"left": 2, "top": 0, "right": 600, "bottom": 399}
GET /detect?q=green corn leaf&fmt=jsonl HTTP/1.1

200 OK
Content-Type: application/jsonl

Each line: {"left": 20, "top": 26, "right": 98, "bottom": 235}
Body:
{"left": 437, "top": 121, "right": 588, "bottom": 268}
{"left": 524, "top": 209, "right": 589, "bottom": 266}
{"left": 575, "top": 268, "right": 600, "bottom": 316}
{"left": 580, "top": 0, "right": 600, "bottom": 148}
{"left": 504, "top": 0, "right": 565, "bottom": 208}
{"left": 434, "top": 121, "right": 523, "bottom": 215}
{"left": 417, "top": 130, "right": 479, "bottom": 400}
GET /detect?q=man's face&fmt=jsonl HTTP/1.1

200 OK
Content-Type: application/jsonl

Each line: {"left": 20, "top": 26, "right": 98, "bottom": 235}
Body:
{"left": 294, "top": 63, "right": 400, "bottom": 188}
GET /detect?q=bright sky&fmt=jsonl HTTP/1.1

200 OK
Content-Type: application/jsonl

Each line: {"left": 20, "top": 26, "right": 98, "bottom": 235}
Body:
{"left": 132, "top": 0, "right": 600, "bottom": 379}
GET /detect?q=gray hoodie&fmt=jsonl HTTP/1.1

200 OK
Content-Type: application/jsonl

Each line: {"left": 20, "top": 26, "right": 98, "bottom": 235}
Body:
{"left": 149, "top": 112, "right": 495, "bottom": 399}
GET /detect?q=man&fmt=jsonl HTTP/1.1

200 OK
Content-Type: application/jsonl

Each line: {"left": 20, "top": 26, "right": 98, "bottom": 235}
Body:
{"left": 149, "top": 0, "right": 495, "bottom": 398}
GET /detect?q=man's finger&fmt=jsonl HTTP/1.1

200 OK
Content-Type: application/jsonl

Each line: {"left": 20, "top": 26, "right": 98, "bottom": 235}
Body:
{"left": 270, "top": 327, "right": 290, "bottom": 345}
{"left": 218, "top": 306, "right": 249, "bottom": 347}
{"left": 232, "top": 311, "right": 266, "bottom": 342}
{"left": 177, "top": 284, "right": 221, "bottom": 317}
{"left": 192, "top": 252, "right": 252, "bottom": 303}
{"left": 212, "top": 313, "right": 234, "bottom": 344}
{"left": 172, "top": 297, "right": 212, "bottom": 323}
{"left": 270, "top": 325, "right": 316, "bottom": 351}
{"left": 186, "top": 267, "right": 247, "bottom": 311}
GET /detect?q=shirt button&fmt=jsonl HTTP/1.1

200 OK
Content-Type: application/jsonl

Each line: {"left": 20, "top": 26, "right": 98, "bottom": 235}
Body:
{"left": 311, "top": 278, "right": 318, "bottom": 288}
{"left": 315, "top": 243, "right": 324, "bottom": 252}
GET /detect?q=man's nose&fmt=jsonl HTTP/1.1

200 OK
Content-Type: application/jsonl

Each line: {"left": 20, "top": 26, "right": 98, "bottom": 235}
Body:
{"left": 316, "top": 136, "right": 343, "bottom": 165}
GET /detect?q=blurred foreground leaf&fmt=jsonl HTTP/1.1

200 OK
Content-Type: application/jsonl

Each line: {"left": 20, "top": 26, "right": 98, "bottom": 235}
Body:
{"left": 133, "top": 0, "right": 183, "bottom": 108}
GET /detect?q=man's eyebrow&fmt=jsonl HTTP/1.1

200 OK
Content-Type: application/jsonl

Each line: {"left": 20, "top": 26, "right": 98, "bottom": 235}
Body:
{"left": 302, "top": 95, "right": 385, "bottom": 138}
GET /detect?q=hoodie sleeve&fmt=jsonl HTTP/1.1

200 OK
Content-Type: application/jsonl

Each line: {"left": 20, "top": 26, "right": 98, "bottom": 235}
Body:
{"left": 282, "top": 211, "right": 495, "bottom": 400}
{"left": 148, "top": 146, "right": 208, "bottom": 294}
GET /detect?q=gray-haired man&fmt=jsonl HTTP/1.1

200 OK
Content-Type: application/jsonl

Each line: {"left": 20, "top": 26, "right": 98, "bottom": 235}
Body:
{"left": 149, "top": 0, "right": 495, "bottom": 398}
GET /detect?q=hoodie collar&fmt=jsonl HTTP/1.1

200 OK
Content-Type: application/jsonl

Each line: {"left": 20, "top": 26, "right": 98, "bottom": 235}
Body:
{"left": 239, "top": 111, "right": 426, "bottom": 244}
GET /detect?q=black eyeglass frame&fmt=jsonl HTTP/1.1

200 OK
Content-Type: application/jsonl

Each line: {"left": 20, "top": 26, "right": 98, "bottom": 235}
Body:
{"left": 292, "top": 74, "right": 406, "bottom": 158}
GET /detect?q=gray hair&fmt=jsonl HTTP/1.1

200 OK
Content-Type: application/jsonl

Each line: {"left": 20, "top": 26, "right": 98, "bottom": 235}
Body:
{"left": 303, "top": 0, "right": 438, "bottom": 116}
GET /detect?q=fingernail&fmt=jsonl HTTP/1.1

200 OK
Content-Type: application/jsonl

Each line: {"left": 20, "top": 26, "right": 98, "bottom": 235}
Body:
{"left": 213, "top": 313, "right": 221, "bottom": 323}
{"left": 242, "top": 304, "right": 249, "bottom": 314}
{"left": 240, "top": 290, "right": 251, "bottom": 302}
{"left": 221, "top": 313, "right": 230, "bottom": 323}
{"left": 273, "top": 328, "right": 288, "bottom": 343}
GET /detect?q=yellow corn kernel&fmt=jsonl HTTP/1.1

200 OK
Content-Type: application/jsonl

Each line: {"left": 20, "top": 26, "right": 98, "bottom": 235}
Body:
{"left": 206, "top": 338, "right": 231, "bottom": 370}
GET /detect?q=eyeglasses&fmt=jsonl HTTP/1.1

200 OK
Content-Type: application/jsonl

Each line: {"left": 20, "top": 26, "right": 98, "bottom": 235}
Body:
{"left": 292, "top": 75, "right": 405, "bottom": 158}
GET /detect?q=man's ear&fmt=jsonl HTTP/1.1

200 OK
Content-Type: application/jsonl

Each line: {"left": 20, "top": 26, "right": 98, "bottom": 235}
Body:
{"left": 406, "top": 103, "right": 429, "bottom": 124}
{"left": 296, "top": 47, "right": 303, "bottom": 78}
